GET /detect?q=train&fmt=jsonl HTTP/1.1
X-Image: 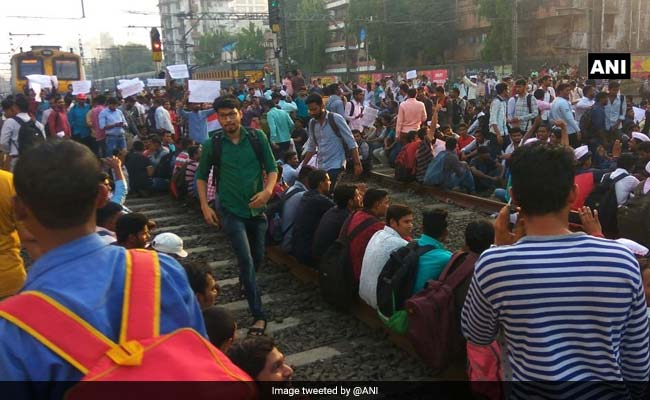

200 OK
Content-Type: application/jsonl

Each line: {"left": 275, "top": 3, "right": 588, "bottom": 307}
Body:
{"left": 10, "top": 46, "right": 84, "bottom": 94}
{"left": 192, "top": 59, "right": 266, "bottom": 87}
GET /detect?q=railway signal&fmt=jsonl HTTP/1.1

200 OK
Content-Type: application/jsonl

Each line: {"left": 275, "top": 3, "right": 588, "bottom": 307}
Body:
{"left": 150, "top": 27, "right": 162, "bottom": 62}
{"left": 268, "top": 0, "right": 281, "bottom": 33}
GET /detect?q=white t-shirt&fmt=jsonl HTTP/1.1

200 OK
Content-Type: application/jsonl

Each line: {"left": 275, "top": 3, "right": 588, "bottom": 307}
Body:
{"left": 607, "top": 168, "right": 640, "bottom": 206}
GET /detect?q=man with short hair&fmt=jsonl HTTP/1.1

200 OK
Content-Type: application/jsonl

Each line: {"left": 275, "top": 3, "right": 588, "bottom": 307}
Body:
{"left": 346, "top": 188, "right": 389, "bottom": 281}
{"left": 67, "top": 94, "right": 92, "bottom": 148}
{"left": 0, "top": 140, "right": 206, "bottom": 381}
{"left": 290, "top": 169, "right": 335, "bottom": 265}
{"left": 550, "top": 83, "right": 581, "bottom": 147}
{"left": 180, "top": 95, "right": 217, "bottom": 143}
{"left": 302, "top": 93, "right": 363, "bottom": 189}
{"left": 312, "top": 184, "right": 362, "bottom": 261}
{"left": 125, "top": 141, "right": 154, "bottom": 195}
{"left": 182, "top": 261, "right": 219, "bottom": 310}
{"left": 267, "top": 97, "right": 295, "bottom": 160}
{"left": 280, "top": 166, "right": 314, "bottom": 253}
{"left": 539, "top": 75, "right": 556, "bottom": 121}
{"left": 344, "top": 88, "right": 365, "bottom": 132}
{"left": 90, "top": 95, "right": 107, "bottom": 157}
{"left": 99, "top": 97, "right": 128, "bottom": 156}
{"left": 414, "top": 208, "right": 452, "bottom": 292}
{"left": 507, "top": 79, "right": 538, "bottom": 132}
{"left": 574, "top": 85, "right": 595, "bottom": 123}
{"left": 115, "top": 212, "right": 151, "bottom": 249}
{"left": 360, "top": 204, "right": 413, "bottom": 309}
{"left": 154, "top": 98, "right": 175, "bottom": 135}
{"left": 228, "top": 336, "right": 293, "bottom": 382}
{"left": 489, "top": 83, "right": 509, "bottom": 146}
{"left": 396, "top": 88, "right": 427, "bottom": 139}
{"left": 325, "top": 83, "right": 345, "bottom": 118}
{"left": 46, "top": 95, "right": 71, "bottom": 138}
{"left": 462, "top": 143, "right": 650, "bottom": 386}
{"left": 0, "top": 94, "right": 45, "bottom": 171}
{"left": 197, "top": 95, "right": 278, "bottom": 336}
{"left": 442, "top": 137, "right": 476, "bottom": 193}
{"left": 605, "top": 81, "right": 626, "bottom": 141}
{"left": 281, "top": 151, "right": 300, "bottom": 186}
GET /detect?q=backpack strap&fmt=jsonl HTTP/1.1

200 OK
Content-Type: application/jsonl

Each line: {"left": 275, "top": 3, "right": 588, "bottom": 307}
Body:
{"left": 438, "top": 251, "right": 476, "bottom": 290}
{"left": 119, "top": 249, "right": 161, "bottom": 343}
{"left": 327, "top": 112, "right": 350, "bottom": 154}
{"left": 211, "top": 127, "right": 266, "bottom": 189}
{"left": 345, "top": 214, "right": 379, "bottom": 243}
{"left": 0, "top": 291, "right": 115, "bottom": 374}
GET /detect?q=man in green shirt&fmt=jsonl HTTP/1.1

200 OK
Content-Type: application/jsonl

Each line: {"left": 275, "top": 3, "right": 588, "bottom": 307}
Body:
{"left": 415, "top": 208, "right": 452, "bottom": 292}
{"left": 196, "top": 95, "right": 278, "bottom": 336}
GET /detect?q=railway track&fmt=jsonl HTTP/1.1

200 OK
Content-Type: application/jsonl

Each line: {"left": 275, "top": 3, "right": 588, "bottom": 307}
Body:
{"left": 125, "top": 174, "right": 499, "bottom": 382}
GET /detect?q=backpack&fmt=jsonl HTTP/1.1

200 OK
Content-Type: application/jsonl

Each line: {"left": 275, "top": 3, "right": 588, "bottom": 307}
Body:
{"left": 579, "top": 106, "right": 594, "bottom": 136}
{"left": 211, "top": 127, "right": 265, "bottom": 189}
{"left": 584, "top": 172, "right": 629, "bottom": 237}
{"left": 467, "top": 341, "right": 504, "bottom": 400}
{"left": 155, "top": 151, "right": 175, "bottom": 180}
{"left": 318, "top": 213, "right": 378, "bottom": 310}
{"left": 423, "top": 151, "right": 450, "bottom": 186}
{"left": 394, "top": 146, "right": 416, "bottom": 182}
{"left": 266, "top": 187, "right": 306, "bottom": 245}
{"left": 376, "top": 241, "right": 435, "bottom": 334}
{"left": 405, "top": 251, "right": 477, "bottom": 372}
{"left": 451, "top": 99, "right": 464, "bottom": 126}
{"left": 618, "top": 183, "right": 650, "bottom": 248}
{"left": 0, "top": 249, "right": 255, "bottom": 398}
{"left": 170, "top": 163, "right": 188, "bottom": 200}
{"left": 12, "top": 117, "right": 45, "bottom": 156}
{"left": 147, "top": 106, "right": 159, "bottom": 132}
{"left": 309, "top": 112, "right": 352, "bottom": 157}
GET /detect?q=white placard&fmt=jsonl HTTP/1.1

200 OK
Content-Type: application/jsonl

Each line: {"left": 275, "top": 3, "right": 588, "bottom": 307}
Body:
{"left": 117, "top": 78, "right": 141, "bottom": 90}
{"left": 72, "top": 80, "right": 92, "bottom": 95}
{"left": 167, "top": 64, "right": 189, "bottom": 79}
{"left": 406, "top": 70, "right": 417, "bottom": 80}
{"left": 27, "top": 74, "right": 53, "bottom": 89}
{"left": 633, "top": 106, "right": 646, "bottom": 124}
{"left": 147, "top": 78, "right": 167, "bottom": 87}
{"left": 31, "top": 82, "right": 42, "bottom": 102}
{"left": 188, "top": 80, "right": 221, "bottom": 103}
{"left": 120, "top": 81, "right": 145, "bottom": 98}
{"left": 360, "top": 107, "right": 379, "bottom": 127}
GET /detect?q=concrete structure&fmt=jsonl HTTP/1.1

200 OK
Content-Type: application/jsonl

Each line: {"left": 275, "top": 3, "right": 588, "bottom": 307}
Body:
{"left": 158, "top": 0, "right": 267, "bottom": 65}
{"left": 323, "top": 0, "right": 376, "bottom": 75}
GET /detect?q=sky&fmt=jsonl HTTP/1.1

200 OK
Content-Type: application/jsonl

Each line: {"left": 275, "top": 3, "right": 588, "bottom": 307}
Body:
{"left": 0, "top": 0, "right": 160, "bottom": 78}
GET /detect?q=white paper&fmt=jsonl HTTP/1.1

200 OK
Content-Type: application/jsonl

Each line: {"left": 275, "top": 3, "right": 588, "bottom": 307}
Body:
{"left": 167, "top": 64, "right": 189, "bottom": 79}
{"left": 188, "top": 80, "right": 221, "bottom": 103}
{"left": 360, "top": 107, "right": 378, "bottom": 127}
{"left": 633, "top": 106, "right": 646, "bottom": 124}
{"left": 27, "top": 74, "right": 53, "bottom": 89}
{"left": 147, "top": 78, "right": 166, "bottom": 87}
{"left": 72, "top": 80, "right": 92, "bottom": 95}
{"left": 50, "top": 75, "right": 58, "bottom": 89}
{"left": 406, "top": 70, "right": 417, "bottom": 80}
{"left": 31, "top": 82, "right": 42, "bottom": 102}
{"left": 117, "top": 78, "right": 141, "bottom": 90}
{"left": 56, "top": 131, "right": 65, "bottom": 138}
{"left": 120, "top": 81, "right": 145, "bottom": 98}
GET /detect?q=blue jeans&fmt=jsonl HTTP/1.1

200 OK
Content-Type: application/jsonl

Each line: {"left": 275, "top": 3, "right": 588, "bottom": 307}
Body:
{"left": 327, "top": 168, "right": 343, "bottom": 192}
{"left": 96, "top": 139, "right": 107, "bottom": 158}
{"left": 106, "top": 135, "right": 126, "bottom": 156}
{"left": 218, "top": 206, "right": 267, "bottom": 321}
{"left": 444, "top": 169, "right": 476, "bottom": 193}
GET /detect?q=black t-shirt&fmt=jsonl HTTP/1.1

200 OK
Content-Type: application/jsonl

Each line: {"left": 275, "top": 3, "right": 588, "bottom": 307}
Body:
{"left": 312, "top": 207, "right": 350, "bottom": 261}
{"left": 125, "top": 152, "right": 152, "bottom": 190}
{"left": 291, "top": 190, "right": 335, "bottom": 265}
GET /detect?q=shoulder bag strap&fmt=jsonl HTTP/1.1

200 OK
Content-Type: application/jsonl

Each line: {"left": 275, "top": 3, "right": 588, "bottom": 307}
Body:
{"left": 443, "top": 252, "right": 478, "bottom": 290}
{"left": 345, "top": 215, "right": 379, "bottom": 243}
{"left": 0, "top": 291, "right": 115, "bottom": 375}
{"left": 119, "top": 249, "right": 161, "bottom": 343}
{"left": 212, "top": 132, "right": 223, "bottom": 188}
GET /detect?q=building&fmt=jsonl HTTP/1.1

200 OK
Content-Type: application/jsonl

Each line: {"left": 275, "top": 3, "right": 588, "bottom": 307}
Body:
{"left": 323, "top": 0, "right": 376, "bottom": 75}
{"left": 159, "top": 0, "right": 267, "bottom": 66}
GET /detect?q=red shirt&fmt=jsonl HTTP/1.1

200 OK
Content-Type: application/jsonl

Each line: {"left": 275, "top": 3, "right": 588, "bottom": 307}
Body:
{"left": 346, "top": 210, "right": 385, "bottom": 282}
{"left": 47, "top": 109, "right": 71, "bottom": 137}
{"left": 457, "top": 135, "right": 475, "bottom": 156}
{"left": 402, "top": 139, "right": 421, "bottom": 173}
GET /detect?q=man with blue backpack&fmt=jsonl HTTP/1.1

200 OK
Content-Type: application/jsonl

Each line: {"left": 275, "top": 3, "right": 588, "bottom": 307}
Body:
{"left": 423, "top": 137, "right": 475, "bottom": 193}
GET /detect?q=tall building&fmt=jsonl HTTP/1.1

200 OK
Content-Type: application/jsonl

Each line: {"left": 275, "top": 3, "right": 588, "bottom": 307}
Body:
{"left": 159, "top": 0, "right": 267, "bottom": 66}
{"left": 323, "top": 0, "right": 375, "bottom": 75}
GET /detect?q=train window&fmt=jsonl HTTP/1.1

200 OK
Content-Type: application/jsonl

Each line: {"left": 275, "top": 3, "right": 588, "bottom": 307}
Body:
{"left": 18, "top": 58, "right": 44, "bottom": 78}
{"left": 54, "top": 59, "right": 80, "bottom": 80}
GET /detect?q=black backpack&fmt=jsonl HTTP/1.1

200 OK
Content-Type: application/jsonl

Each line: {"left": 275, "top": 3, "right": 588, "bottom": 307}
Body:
{"left": 211, "top": 127, "right": 266, "bottom": 189}
{"left": 147, "top": 106, "right": 159, "bottom": 132}
{"left": 579, "top": 106, "right": 594, "bottom": 136}
{"left": 376, "top": 241, "right": 435, "bottom": 319}
{"left": 617, "top": 183, "right": 650, "bottom": 249}
{"left": 170, "top": 163, "right": 188, "bottom": 200}
{"left": 266, "top": 187, "right": 306, "bottom": 245}
{"left": 584, "top": 172, "right": 629, "bottom": 237}
{"left": 318, "top": 213, "right": 378, "bottom": 310}
{"left": 451, "top": 99, "right": 464, "bottom": 126}
{"left": 13, "top": 117, "right": 45, "bottom": 156}
{"left": 155, "top": 151, "right": 175, "bottom": 180}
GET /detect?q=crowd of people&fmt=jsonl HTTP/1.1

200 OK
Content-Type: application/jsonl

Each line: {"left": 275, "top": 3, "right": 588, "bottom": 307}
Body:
{"left": 0, "top": 66, "right": 650, "bottom": 399}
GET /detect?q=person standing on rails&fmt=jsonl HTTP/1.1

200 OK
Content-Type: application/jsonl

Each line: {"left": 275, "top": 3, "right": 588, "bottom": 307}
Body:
{"left": 196, "top": 95, "right": 278, "bottom": 336}
{"left": 98, "top": 97, "right": 128, "bottom": 156}
{"left": 461, "top": 143, "right": 650, "bottom": 391}
{"left": 396, "top": 88, "right": 427, "bottom": 140}
{"left": 302, "top": 93, "right": 362, "bottom": 190}
{"left": 0, "top": 94, "right": 46, "bottom": 171}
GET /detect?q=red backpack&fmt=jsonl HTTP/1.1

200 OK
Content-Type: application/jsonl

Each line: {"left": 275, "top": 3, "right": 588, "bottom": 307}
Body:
{"left": 0, "top": 249, "right": 256, "bottom": 400}
{"left": 394, "top": 144, "right": 417, "bottom": 182}
{"left": 467, "top": 341, "right": 504, "bottom": 400}
{"left": 405, "top": 251, "right": 477, "bottom": 372}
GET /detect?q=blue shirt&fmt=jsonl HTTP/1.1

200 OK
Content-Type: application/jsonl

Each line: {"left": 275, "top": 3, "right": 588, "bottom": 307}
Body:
{"left": 0, "top": 233, "right": 206, "bottom": 385}
{"left": 280, "top": 181, "right": 307, "bottom": 253}
{"left": 295, "top": 97, "right": 309, "bottom": 119}
{"left": 549, "top": 97, "right": 580, "bottom": 135}
{"left": 98, "top": 108, "right": 127, "bottom": 136}
{"left": 305, "top": 111, "right": 358, "bottom": 171}
{"left": 267, "top": 107, "right": 294, "bottom": 144}
{"left": 604, "top": 94, "right": 626, "bottom": 130}
{"left": 326, "top": 95, "right": 345, "bottom": 117}
{"left": 67, "top": 104, "right": 90, "bottom": 138}
{"left": 180, "top": 108, "right": 216, "bottom": 143}
{"left": 415, "top": 234, "right": 452, "bottom": 292}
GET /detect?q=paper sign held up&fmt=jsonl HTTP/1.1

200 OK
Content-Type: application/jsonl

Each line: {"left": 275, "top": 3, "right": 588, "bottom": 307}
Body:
{"left": 167, "top": 64, "right": 190, "bottom": 79}
{"left": 406, "top": 70, "right": 417, "bottom": 80}
{"left": 188, "top": 80, "right": 221, "bottom": 103}
{"left": 360, "top": 107, "right": 378, "bottom": 127}
{"left": 72, "top": 81, "right": 92, "bottom": 95}
{"left": 27, "top": 74, "right": 54, "bottom": 89}
{"left": 147, "top": 79, "right": 167, "bottom": 87}
{"left": 120, "top": 81, "right": 145, "bottom": 98}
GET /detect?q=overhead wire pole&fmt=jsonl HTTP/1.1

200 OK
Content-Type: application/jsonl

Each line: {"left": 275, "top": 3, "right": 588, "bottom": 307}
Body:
{"left": 512, "top": 0, "right": 518, "bottom": 76}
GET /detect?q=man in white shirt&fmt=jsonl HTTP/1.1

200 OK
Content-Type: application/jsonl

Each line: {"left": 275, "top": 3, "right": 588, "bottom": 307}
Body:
{"left": 539, "top": 75, "right": 556, "bottom": 121}
{"left": 461, "top": 76, "right": 478, "bottom": 101}
{"left": 0, "top": 94, "right": 46, "bottom": 171}
{"left": 154, "top": 99, "right": 174, "bottom": 134}
{"left": 359, "top": 205, "right": 414, "bottom": 310}
{"left": 605, "top": 153, "right": 640, "bottom": 206}
{"left": 345, "top": 89, "right": 366, "bottom": 132}
{"left": 574, "top": 85, "right": 596, "bottom": 123}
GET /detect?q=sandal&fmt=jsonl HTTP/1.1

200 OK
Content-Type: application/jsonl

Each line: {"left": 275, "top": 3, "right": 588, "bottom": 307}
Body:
{"left": 248, "top": 320, "right": 267, "bottom": 336}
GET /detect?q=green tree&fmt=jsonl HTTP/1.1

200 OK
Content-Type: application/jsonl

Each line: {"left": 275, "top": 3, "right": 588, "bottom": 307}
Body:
{"left": 284, "top": 0, "right": 328, "bottom": 73}
{"left": 91, "top": 44, "right": 155, "bottom": 79}
{"left": 236, "top": 23, "right": 265, "bottom": 60}
{"left": 194, "top": 30, "right": 236, "bottom": 66}
{"left": 478, "top": 0, "right": 513, "bottom": 62}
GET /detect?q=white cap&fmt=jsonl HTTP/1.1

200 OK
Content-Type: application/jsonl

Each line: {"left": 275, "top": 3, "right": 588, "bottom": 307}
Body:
{"left": 574, "top": 145, "right": 591, "bottom": 160}
{"left": 524, "top": 138, "right": 538, "bottom": 145}
{"left": 615, "top": 238, "right": 649, "bottom": 257}
{"left": 632, "top": 131, "right": 650, "bottom": 142}
{"left": 279, "top": 90, "right": 287, "bottom": 97}
{"left": 151, "top": 232, "right": 188, "bottom": 258}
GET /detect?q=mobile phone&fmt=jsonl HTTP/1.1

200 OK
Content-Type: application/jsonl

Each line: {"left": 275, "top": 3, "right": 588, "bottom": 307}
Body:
{"left": 569, "top": 210, "right": 581, "bottom": 225}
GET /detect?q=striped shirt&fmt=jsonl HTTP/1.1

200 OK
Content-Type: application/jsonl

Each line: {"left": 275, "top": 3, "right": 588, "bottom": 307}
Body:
{"left": 462, "top": 233, "right": 649, "bottom": 390}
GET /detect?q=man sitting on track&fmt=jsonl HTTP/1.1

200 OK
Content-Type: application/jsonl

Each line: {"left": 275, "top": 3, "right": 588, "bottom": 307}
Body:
{"left": 114, "top": 212, "right": 152, "bottom": 249}
{"left": 228, "top": 336, "right": 294, "bottom": 382}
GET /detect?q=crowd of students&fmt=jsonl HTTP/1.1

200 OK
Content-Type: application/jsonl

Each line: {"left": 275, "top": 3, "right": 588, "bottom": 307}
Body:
{"left": 1, "top": 70, "right": 650, "bottom": 398}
